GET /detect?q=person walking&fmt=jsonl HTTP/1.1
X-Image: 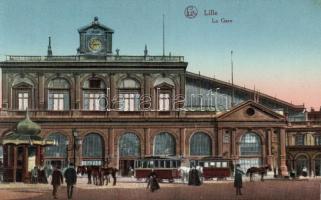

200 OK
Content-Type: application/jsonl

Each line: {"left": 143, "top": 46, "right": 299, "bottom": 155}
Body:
{"left": 51, "top": 166, "right": 63, "bottom": 199}
{"left": 31, "top": 166, "right": 38, "bottom": 184}
{"left": 64, "top": 163, "right": 77, "bottom": 200}
{"left": 146, "top": 170, "right": 160, "bottom": 192}
{"left": 234, "top": 164, "right": 245, "bottom": 195}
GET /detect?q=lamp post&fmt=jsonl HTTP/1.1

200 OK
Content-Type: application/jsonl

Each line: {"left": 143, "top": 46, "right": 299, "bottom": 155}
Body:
{"left": 72, "top": 128, "right": 82, "bottom": 167}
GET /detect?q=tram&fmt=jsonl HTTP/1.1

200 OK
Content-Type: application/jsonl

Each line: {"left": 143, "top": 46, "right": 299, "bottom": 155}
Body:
{"left": 134, "top": 157, "right": 181, "bottom": 182}
{"left": 190, "top": 157, "right": 233, "bottom": 180}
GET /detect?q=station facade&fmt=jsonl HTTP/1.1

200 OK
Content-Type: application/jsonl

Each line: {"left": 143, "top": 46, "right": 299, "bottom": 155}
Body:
{"left": 0, "top": 18, "right": 320, "bottom": 181}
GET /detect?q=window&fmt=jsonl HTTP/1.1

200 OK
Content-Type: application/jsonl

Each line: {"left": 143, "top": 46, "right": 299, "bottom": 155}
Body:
{"left": 118, "top": 78, "right": 141, "bottom": 111}
{"left": 83, "top": 78, "right": 107, "bottom": 110}
{"left": 190, "top": 132, "right": 212, "bottom": 156}
{"left": 82, "top": 133, "right": 103, "bottom": 158}
{"left": 44, "top": 133, "right": 67, "bottom": 157}
{"left": 48, "top": 78, "right": 70, "bottom": 110}
{"left": 18, "top": 92, "right": 29, "bottom": 110}
{"left": 159, "top": 93, "right": 170, "bottom": 111}
{"left": 239, "top": 132, "right": 262, "bottom": 172}
{"left": 240, "top": 133, "right": 261, "bottom": 156}
{"left": 119, "top": 133, "right": 140, "bottom": 157}
{"left": 315, "top": 135, "right": 321, "bottom": 145}
{"left": 153, "top": 132, "right": 176, "bottom": 156}
{"left": 295, "top": 134, "right": 305, "bottom": 146}
{"left": 119, "top": 93, "right": 140, "bottom": 111}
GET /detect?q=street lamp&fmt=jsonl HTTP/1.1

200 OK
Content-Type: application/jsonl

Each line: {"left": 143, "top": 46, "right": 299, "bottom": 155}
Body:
{"left": 72, "top": 128, "right": 82, "bottom": 167}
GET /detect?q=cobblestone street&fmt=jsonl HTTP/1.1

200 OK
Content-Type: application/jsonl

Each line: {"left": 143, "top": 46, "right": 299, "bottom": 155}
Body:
{"left": 0, "top": 177, "right": 320, "bottom": 200}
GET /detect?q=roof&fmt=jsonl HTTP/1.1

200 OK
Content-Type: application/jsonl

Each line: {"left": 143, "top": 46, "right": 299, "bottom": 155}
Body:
{"left": 186, "top": 71, "right": 305, "bottom": 111}
{"left": 78, "top": 17, "right": 114, "bottom": 33}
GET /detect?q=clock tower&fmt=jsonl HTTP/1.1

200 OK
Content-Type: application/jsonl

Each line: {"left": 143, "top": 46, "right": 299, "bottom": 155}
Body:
{"left": 78, "top": 17, "right": 114, "bottom": 55}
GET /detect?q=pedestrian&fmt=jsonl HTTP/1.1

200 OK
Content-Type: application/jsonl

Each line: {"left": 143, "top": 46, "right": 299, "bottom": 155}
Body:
{"left": 87, "top": 166, "right": 92, "bottom": 184}
{"left": 51, "top": 166, "right": 63, "bottom": 199}
{"left": 188, "top": 165, "right": 201, "bottom": 186}
{"left": 31, "top": 166, "right": 38, "bottom": 184}
{"left": 234, "top": 164, "right": 245, "bottom": 195}
{"left": 64, "top": 163, "right": 77, "bottom": 200}
{"left": 146, "top": 169, "right": 160, "bottom": 192}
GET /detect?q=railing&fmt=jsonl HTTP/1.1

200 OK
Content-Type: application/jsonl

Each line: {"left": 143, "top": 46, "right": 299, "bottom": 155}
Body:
{"left": 0, "top": 109, "right": 216, "bottom": 119}
{"left": 5, "top": 55, "right": 184, "bottom": 62}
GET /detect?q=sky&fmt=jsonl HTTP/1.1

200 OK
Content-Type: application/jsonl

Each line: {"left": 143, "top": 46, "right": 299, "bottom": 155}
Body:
{"left": 0, "top": 0, "right": 320, "bottom": 109}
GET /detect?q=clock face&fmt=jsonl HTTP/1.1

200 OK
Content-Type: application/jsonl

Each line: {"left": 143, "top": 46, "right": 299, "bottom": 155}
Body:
{"left": 88, "top": 37, "right": 103, "bottom": 52}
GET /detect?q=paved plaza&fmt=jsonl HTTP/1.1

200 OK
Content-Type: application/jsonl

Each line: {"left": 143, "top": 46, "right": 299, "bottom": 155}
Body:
{"left": 0, "top": 176, "right": 320, "bottom": 200}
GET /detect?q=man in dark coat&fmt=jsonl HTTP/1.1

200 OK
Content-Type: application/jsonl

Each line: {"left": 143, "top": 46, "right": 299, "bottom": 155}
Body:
{"left": 234, "top": 164, "right": 245, "bottom": 195}
{"left": 146, "top": 170, "right": 160, "bottom": 192}
{"left": 64, "top": 163, "right": 77, "bottom": 200}
{"left": 51, "top": 166, "right": 63, "bottom": 199}
{"left": 188, "top": 166, "right": 201, "bottom": 186}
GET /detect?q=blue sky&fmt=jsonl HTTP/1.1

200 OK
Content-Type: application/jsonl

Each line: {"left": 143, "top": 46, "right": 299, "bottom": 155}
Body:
{"left": 0, "top": 0, "right": 320, "bottom": 109}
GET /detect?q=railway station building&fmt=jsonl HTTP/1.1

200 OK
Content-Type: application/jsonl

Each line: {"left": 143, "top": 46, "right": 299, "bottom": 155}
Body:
{"left": 0, "top": 17, "right": 320, "bottom": 182}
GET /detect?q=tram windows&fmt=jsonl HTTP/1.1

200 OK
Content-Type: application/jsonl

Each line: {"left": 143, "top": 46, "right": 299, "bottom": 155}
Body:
{"left": 216, "top": 162, "right": 221, "bottom": 168}
{"left": 160, "top": 160, "right": 165, "bottom": 168}
{"left": 177, "top": 160, "right": 181, "bottom": 167}
{"left": 142, "top": 161, "right": 148, "bottom": 168}
{"left": 166, "top": 160, "right": 171, "bottom": 168}
{"left": 172, "top": 161, "right": 177, "bottom": 168}
{"left": 204, "top": 162, "right": 209, "bottom": 167}
{"left": 154, "top": 160, "right": 159, "bottom": 168}
{"left": 199, "top": 161, "right": 204, "bottom": 167}
{"left": 210, "top": 162, "right": 215, "bottom": 167}
{"left": 222, "top": 162, "right": 227, "bottom": 168}
{"left": 148, "top": 161, "right": 154, "bottom": 168}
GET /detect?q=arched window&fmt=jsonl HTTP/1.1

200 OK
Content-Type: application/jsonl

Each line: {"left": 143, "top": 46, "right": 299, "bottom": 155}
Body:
{"left": 48, "top": 78, "right": 70, "bottom": 110}
{"left": 315, "top": 135, "right": 321, "bottom": 145}
{"left": 239, "top": 132, "right": 262, "bottom": 171}
{"left": 296, "top": 155, "right": 309, "bottom": 176}
{"left": 82, "top": 133, "right": 103, "bottom": 158}
{"left": 83, "top": 77, "right": 107, "bottom": 110}
{"left": 190, "top": 132, "right": 212, "bottom": 156}
{"left": 118, "top": 78, "right": 141, "bottom": 111}
{"left": 153, "top": 132, "right": 176, "bottom": 156}
{"left": 119, "top": 133, "right": 140, "bottom": 157}
{"left": 44, "top": 133, "right": 67, "bottom": 157}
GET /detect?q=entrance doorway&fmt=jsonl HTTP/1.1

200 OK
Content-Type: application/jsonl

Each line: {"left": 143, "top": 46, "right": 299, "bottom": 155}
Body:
{"left": 119, "top": 160, "right": 135, "bottom": 176}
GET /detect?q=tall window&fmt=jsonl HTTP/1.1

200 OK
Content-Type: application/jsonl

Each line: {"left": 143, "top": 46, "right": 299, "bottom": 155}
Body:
{"left": 315, "top": 155, "right": 321, "bottom": 176}
{"left": 315, "top": 135, "right": 321, "bottom": 145}
{"left": 18, "top": 92, "right": 29, "bottom": 110}
{"left": 239, "top": 132, "right": 262, "bottom": 171}
{"left": 48, "top": 78, "right": 70, "bottom": 110}
{"left": 119, "top": 133, "right": 140, "bottom": 157}
{"left": 159, "top": 93, "right": 170, "bottom": 111}
{"left": 118, "top": 78, "right": 141, "bottom": 111}
{"left": 190, "top": 132, "right": 212, "bottom": 156}
{"left": 13, "top": 81, "right": 33, "bottom": 110}
{"left": 153, "top": 132, "right": 176, "bottom": 156}
{"left": 296, "top": 155, "right": 308, "bottom": 176}
{"left": 44, "top": 133, "right": 67, "bottom": 157}
{"left": 82, "top": 133, "right": 103, "bottom": 158}
{"left": 83, "top": 78, "right": 106, "bottom": 110}
{"left": 295, "top": 134, "right": 305, "bottom": 145}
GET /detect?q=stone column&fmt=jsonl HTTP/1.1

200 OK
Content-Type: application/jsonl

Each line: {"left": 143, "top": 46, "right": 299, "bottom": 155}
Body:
{"left": 110, "top": 73, "right": 116, "bottom": 110}
{"left": 2, "top": 72, "right": 8, "bottom": 109}
{"left": 267, "top": 129, "right": 273, "bottom": 168}
{"left": 143, "top": 74, "right": 151, "bottom": 110}
{"left": 23, "top": 145, "right": 29, "bottom": 182}
{"left": 13, "top": 146, "right": 17, "bottom": 182}
{"left": 280, "top": 128, "right": 288, "bottom": 176}
{"left": 144, "top": 128, "right": 151, "bottom": 156}
{"left": 231, "top": 129, "right": 236, "bottom": 158}
{"left": 180, "top": 128, "right": 186, "bottom": 156}
{"left": 217, "top": 128, "right": 223, "bottom": 156}
{"left": 108, "top": 128, "right": 115, "bottom": 166}
{"left": 38, "top": 73, "right": 45, "bottom": 109}
{"left": 74, "top": 73, "right": 80, "bottom": 109}
{"left": 179, "top": 73, "right": 186, "bottom": 109}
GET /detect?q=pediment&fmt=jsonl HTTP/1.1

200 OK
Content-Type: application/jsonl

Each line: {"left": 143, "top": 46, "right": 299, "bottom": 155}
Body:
{"left": 218, "top": 100, "right": 285, "bottom": 121}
